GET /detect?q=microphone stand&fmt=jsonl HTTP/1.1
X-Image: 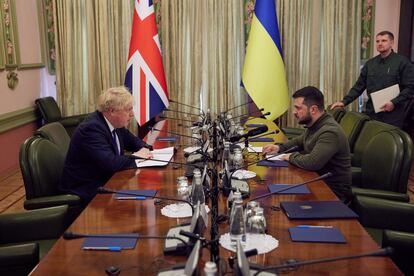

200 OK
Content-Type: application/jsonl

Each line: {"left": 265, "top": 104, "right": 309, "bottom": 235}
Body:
{"left": 223, "top": 100, "right": 253, "bottom": 114}
{"left": 164, "top": 108, "right": 204, "bottom": 118}
{"left": 253, "top": 247, "right": 393, "bottom": 275}
{"left": 63, "top": 231, "right": 189, "bottom": 247}
{"left": 97, "top": 187, "right": 194, "bottom": 215}
{"left": 210, "top": 121, "right": 220, "bottom": 263}
{"left": 169, "top": 99, "right": 205, "bottom": 115}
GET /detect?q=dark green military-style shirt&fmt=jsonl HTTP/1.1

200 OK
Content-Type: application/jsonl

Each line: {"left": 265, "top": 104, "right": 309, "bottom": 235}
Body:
{"left": 342, "top": 51, "right": 414, "bottom": 127}
{"left": 279, "top": 113, "right": 352, "bottom": 202}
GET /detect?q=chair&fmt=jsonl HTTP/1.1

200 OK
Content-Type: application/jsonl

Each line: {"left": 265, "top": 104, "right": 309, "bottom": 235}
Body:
{"left": 351, "top": 130, "right": 410, "bottom": 202}
{"left": 35, "top": 96, "right": 88, "bottom": 136}
{"left": 0, "top": 205, "right": 67, "bottom": 276}
{"left": 352, "top": 195, "right": 414, "bottom": 275}
{"left": 338, "top": 111, "right": 370, "bottom": 152}
{"left": 35, "top": 122, "right": 71, "bottom": 155}
{"left": 19, "top": 136, "right": 82, "bottom": 225}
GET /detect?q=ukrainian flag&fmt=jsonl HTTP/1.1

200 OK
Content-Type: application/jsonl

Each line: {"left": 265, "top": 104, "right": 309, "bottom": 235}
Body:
{"left": 242, "top": 0, "right": 289, "bottom": 121}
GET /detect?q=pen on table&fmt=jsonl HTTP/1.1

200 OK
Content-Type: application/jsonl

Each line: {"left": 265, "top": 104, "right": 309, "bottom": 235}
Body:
{"left": 116, "top": 196, "right": 146, "bottom": 200}
{"left": 297, "top": 225, "right": 333, "bottom": 229}
{"left": 83, "top": 246, "right": 122, "bottom": 252}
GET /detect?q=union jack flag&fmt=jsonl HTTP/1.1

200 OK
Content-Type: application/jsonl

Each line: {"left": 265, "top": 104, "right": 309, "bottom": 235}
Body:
{"left": 125, "top": 0, "right": 169, "bottom": 126}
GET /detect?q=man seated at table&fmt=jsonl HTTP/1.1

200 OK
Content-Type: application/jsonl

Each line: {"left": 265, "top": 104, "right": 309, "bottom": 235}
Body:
{"left": 262, "top": 86, "right": 352, "bottom": 202}
{"left": 60, "top": 86, "right": 152, "bottom": 203}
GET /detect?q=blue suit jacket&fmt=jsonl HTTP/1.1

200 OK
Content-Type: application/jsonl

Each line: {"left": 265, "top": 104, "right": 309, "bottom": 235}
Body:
{"left": 60, "top": 111, "right": 145, "bottom": 201}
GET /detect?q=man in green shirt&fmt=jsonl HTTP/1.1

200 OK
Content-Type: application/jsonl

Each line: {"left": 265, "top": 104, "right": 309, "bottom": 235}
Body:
{"left": 331, "top": 31, "right": 414, "bottom": 128}
{"left": 263, "top": 86, "right": 352, "bottom": 202}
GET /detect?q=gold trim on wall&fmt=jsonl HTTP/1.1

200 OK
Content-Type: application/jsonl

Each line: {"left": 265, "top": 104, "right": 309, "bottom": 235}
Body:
{"left": 0, "top": 106, "right": 38, "bottom": 134}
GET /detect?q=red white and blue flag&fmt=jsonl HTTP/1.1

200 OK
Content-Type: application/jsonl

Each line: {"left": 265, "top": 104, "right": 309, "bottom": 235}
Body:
{"left": 125, "top": 0, "right": 169, "bottom": 126}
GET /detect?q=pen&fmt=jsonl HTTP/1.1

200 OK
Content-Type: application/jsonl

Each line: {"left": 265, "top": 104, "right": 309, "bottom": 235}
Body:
{"left": 116, "top": 196, "right": 146, "bottom": 200}
{"left": 297, "top": 225, "right": 333, "bottom": 228}
{"left": 83, "top": 246, "right": 122, "bottom": 252}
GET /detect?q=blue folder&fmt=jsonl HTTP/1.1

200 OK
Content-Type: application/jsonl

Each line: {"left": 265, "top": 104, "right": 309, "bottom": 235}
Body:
{"left": 257, "top": 160, "right": 289, "bottom": 167}
{"left": 249, "top": 137, "right": 274, "bottom": 142}
{"left": 268, "top": 184, "right": 311, "bottom": 194}
{"left": 114, "top": 189, "right": 157, "bottom": 199}
{"left": 246, "top": 123, "right": 266, "bottom": 128}
{"left": 289, "top": 226, "right": 346, "bottom": 243}
{"left": 82, "top": 234, "right": 138, "bottom": 250}
{"left": 156, "top": 136, "right": 178, "bottom": 142}
{"left": 280, "top": 201, "right": 359, "bottom": 219}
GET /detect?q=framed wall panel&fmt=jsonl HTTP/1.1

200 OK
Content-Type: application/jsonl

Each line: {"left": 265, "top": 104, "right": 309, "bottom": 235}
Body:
{"left": 0, "top": 0, "right": 18, "bottom": 69}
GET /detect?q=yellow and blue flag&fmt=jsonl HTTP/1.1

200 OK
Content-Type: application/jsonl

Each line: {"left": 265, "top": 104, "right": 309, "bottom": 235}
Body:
{"left": 242, "top": 0, "right": 289, "bottom": 121}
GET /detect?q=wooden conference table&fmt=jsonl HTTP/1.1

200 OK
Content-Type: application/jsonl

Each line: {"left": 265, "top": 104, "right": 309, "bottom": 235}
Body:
{"left": 31, "top": 140, "right": 401, "bottom": 275}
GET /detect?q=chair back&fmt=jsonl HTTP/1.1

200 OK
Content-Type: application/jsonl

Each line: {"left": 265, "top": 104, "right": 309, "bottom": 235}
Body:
{"left": 326, "top": 106, "right": 346, "bottom": 122}
{"left": 19, "top": 136, "right": 65, "bottom": 199}
{"left": 351, "top": 120, "right": 397, "bottom": 167}
{"left": 392, "top": 128, "right": 413, "bottom": 193}
{"left": 35, "top": 97, "right": 62, "bottom": 123}
{"left": 35, "top": 122, "right": 70, "bottom": 155}
{"left": 339, "top": 111, "right": 370, "bottom": 152}
{"left": 360, "top": 131, "right": 406, "bottom": 193}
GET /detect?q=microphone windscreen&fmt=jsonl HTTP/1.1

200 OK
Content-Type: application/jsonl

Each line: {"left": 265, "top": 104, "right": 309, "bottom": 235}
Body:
{"left": 247, "top": 125, "right": 268, "bottom": 137}
{"left": 97, "top": 187, "right": 112, "bottom": 194}
{"left": 63, "top": 231, "right": 83, "bottom": 240}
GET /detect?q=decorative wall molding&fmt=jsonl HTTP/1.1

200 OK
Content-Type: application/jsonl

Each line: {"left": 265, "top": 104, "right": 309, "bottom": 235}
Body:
{"left": 0, "top": 106, "right": 38, "bottom": 134}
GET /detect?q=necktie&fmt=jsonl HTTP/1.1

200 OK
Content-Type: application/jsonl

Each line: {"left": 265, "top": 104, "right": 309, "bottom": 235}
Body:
{"left": 112, "top": 130, "right": 120, "bottom": 155}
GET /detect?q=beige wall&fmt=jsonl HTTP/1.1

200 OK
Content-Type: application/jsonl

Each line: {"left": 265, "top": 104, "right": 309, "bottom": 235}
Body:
{"left": 374, "top": 0, "right": 401, "bottom": 54}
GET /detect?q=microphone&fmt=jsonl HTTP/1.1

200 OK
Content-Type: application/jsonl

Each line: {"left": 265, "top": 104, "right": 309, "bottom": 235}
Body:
{"left": 97, "top": 187, "right": 194, "bottom": 214}
{"left": 235, "top": 130, "right": 279, "bottom": 145}
{"left": 253, "top": 247, "right": 393, "bottom": 275}
{"left": 231, "top": 109, "right": 266, "bottom": 120}
{"left": 164, "top": 108, "right": 203, "bottom": 118}
{"left": 169, "top": 99, "right": 205, "bottom": 115}
{"left": 147, "top": 126, "right": 202, "bottom": 143}
{"left": 229, "top": 125, "right": 269, "bottom": 143}
{"left": 159, "top": 115, "right": 201, "bottom": 125}
{"left": 222, "top": 100, "right": 253, "bottom": 113}
{"left": 246, "top": 172, "right": 333, "bottom": 204}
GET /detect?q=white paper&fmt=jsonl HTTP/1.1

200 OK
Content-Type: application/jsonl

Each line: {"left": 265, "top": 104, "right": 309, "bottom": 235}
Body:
{"left": 135, "top": 146, "right": 174, "bottom": 168}
{"left": 266, "top": 153, "right": 287, "bottom": 161}
{"left": 370, "top": 84, "right": 400, "bottom": 113}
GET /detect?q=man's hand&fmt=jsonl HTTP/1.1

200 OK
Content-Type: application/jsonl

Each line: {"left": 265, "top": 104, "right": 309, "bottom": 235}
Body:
{"left": 262, "top": 144, "right": 280, "bottom": 155}
{"left": 330, "top": 101, "right": 345, "bottom": 109}
{"left": 133, "top": 148, "right": 153, "bottom": 159}
{"left": 281, "top": 153, "right": 291, "bottom": 161}
{"left": 380, "top": 101, "right": 395, "bottom": 112}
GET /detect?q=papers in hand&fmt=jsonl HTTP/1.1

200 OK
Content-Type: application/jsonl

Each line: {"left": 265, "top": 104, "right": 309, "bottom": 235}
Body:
{"left": 135, "top": 147, "right": 174, "bottom": 168}
{"left": 266, "top": 153, "right": 288, "bottom": 161}
{"left": 370, "top": 84, "right": 400, "bottom": 113}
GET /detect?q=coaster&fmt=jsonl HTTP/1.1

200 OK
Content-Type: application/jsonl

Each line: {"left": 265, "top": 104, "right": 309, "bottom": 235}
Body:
{"left": 219, "top": 233, "right": 279, "bottom": 254}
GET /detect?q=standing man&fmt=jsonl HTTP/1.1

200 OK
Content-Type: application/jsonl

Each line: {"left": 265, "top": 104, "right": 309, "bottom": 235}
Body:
{"left": 60, "top": 86, "right": 152, "bottom": 203}
{"left": 263, "top": 86, "right": 352, "bottom": 202}
{"left": 331, "top": 31, "right": 414, "bottom": 128}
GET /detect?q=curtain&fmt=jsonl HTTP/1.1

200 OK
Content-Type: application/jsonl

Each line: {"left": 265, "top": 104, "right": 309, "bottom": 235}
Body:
{"left": 54, "top": 0, "right": 133, "bottom": 116}
{"left": 159, "top": 0, "right": 246, "bottom": 115}
{"left": 276, "top": 0, "right": 361, "bottom": 127}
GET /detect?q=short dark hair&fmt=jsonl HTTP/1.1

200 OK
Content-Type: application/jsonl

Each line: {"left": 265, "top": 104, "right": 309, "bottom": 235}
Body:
{"left": 376, "top": 31, "right": 394, "bottom": 40}
{"left": 292, "top": 86, "right": 324, "bottom": 111}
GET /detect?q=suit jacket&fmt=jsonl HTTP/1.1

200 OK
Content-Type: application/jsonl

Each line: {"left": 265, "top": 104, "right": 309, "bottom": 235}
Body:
{"left": 60, "top": 111, "right": 145, "bottom": 201}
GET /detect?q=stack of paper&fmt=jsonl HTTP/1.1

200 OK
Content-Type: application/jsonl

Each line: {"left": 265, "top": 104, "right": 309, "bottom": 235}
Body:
{"left": 135, "top": 147, "right": 174, "bottom": 168}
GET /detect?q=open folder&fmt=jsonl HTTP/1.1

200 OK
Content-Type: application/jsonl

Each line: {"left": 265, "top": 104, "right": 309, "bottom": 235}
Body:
{"left": 289, "top": 226, "right": 346, "bottom": 243}
{"left": 135, "top": 147, "right": 174, "bottom": 168}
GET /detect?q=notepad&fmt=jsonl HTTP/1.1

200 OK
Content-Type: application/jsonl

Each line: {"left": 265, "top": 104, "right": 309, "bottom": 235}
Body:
{"left": 156, "top": 136, "right": 178, "bottom": 142}
{"left": 257, "top": 160, "right": 289, "bottom": 167}
{"left": 114, "top": 189, "right": 157, "bottom": 199}
{"left": 281, "top": 201, "right": 359, "bottom": 219}
{"left": 82, "top": 234, "right": 138, "bottom": 250}
{"left": 289, "top": 226, "right": 346, "bottom": 243}
{"left": 249, "top": 137, "right": 274, "bottom": 142}
{"left": 268, "top": 184, "right": 311, "bottom": 194}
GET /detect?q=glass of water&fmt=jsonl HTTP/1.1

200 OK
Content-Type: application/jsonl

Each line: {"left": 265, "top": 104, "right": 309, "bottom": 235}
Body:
{"left": 176, "top": 176, "right": 189, "bottom": 196}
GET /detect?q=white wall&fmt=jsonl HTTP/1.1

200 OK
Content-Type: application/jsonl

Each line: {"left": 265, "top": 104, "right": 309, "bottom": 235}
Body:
{"left": 374, "top": 0, "right": 401, "bottom": 54}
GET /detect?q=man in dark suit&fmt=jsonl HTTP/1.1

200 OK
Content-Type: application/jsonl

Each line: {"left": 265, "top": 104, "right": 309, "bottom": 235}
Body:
{"left": 60, "top": 86, "right": 152, "bottom": 203}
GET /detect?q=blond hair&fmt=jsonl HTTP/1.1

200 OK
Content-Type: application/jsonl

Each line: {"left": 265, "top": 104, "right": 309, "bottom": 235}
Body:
{"left": 97, "top": 86, "right": 133, "bottom": 112}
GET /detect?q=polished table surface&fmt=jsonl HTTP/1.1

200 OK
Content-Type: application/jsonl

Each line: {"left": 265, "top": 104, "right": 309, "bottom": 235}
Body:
{"left": 31, "top": 141, "right": 401, "bottom": 275}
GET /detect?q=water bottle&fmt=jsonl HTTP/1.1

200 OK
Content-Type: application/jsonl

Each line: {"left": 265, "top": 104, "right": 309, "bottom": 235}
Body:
{"left": 204, "top": 261, "right": 217, "bottom": 276}
{"left": 222, "top": 141, "right": 230, "bottom": 167}
{"left": 228, "top": 189, "right": 242, "bottom": 219}
{"left": 229, "top": 197, "right": 246, "bottom": 247}
{"left": 190, "top": 169, "right": 205, "bottom": 205}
